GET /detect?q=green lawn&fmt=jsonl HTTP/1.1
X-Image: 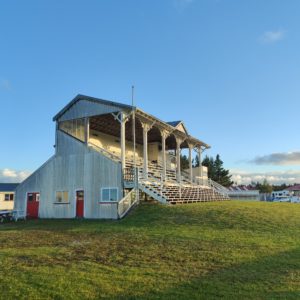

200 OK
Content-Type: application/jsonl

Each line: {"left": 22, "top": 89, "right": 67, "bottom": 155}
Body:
{"left": 0, "top": 201, "right": 299, "bottom": 299}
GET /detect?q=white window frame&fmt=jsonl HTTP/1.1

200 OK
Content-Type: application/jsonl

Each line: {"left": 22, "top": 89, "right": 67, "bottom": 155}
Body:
{"left": 54, "top": 191, "right": 70, "bottom": 204}
{"left": 100, "top": 187, "right": 119, "bottom": 203}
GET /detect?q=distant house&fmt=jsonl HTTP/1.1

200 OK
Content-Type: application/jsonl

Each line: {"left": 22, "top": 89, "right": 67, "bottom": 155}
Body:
{"left": 0, "top": 183, "right": 19, "bottom": 211}
{"left": 285, "top": 184, "right": 300, "bottom": 196}
{"left": 15, "top": 94, "right": 229, "bottom": 220}
{"left": 228, "top": 185, "right": 260, "bottom": 200}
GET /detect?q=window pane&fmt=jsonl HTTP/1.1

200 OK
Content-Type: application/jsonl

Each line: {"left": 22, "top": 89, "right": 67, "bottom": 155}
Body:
{"left": 28, "top": 193, "right": 34, "bottom": 202}
{"left": 63, "top": 191, "right": 68, "bottom": 202}
{"left": 102, "top": 189, "right": 110, "bottom": 201}
{"left": 9, "top": 194, "right": 14, "bottom": 201}
{"left": 110, "top": 189, "right": 118, "bottom": 201}
{"left": 56, "top": 191, "right": 69, "bottom": 203}
{"left": 56, "top": 192, "right": 62, "bottom": 203}
{"left": 4, "top": 194, "right": 10, "bottom": 201}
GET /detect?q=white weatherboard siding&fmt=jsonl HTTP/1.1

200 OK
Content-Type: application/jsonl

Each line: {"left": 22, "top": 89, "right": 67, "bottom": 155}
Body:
{"left": 15, "top": 132, "right": 123, "bottom": 219}
{"left": 0, "top": 193, "right": 14, "bottom": 210}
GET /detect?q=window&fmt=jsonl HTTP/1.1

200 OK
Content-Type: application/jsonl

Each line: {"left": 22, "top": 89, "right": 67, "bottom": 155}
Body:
{"left": 55, "top": 191, "right": 69, "bottom": 203}
{"left": 28, "top": 193, "right": 34, "bottom": 201}
{"left": 101, "top": 188, "right": 118, "bottom": 202}
{"left": 59, "top": 118, "right": 85, "bottom": 142}
{"left": 4, "top": 194, "right": 14, "bottom": 201}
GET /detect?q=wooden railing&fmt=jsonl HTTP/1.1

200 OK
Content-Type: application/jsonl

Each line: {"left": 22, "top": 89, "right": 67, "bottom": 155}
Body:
{"left": 208, "top": 179, "right": 230, "bottom": 198}
{"left": 118, "top": 189, "right": 139, "bottom": 219}
{"left": 88, "top": 142, "right": 121, "bottom": 162}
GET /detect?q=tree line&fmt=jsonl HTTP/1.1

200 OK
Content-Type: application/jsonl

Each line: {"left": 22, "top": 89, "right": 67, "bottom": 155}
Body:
{"left": 180, "top": 153, "right": 233, "bottom": 187}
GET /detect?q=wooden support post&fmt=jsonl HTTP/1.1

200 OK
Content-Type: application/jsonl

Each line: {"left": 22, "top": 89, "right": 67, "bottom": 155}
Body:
{"left": 141, "top": 122, "right": 152, "bottom": 179}
{"left": 160, "top": 130, "right": 169, "bottom": 181}
{"left": 176, "top": 137, "right": 182, "bottom": 183}
{"left": 120, "top": 112, "right": 127, "bottom": 172}
{"left": 198, "top": 146, "right": 202, "bottom": 180}
{"left": 188, "top": 145, "right": 193, "bottom": 182}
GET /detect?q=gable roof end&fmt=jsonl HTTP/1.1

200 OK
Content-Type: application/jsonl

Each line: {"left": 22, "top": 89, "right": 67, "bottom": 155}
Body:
{"left": 167, "top": 120, "right": 182, "bottom": 127}
{"left": 53, "top": 94, "right": 134, "bottom": 121}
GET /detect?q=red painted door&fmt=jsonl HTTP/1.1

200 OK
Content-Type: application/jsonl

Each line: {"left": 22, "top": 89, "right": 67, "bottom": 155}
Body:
{"left": 27, "top": 193, "right": 40, "bottom": 218}
{"left": 76, "top": 190, "right": 84, "bottom": 218}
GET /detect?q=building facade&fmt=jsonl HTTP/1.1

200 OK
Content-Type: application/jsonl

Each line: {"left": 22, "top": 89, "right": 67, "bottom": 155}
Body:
{"left": 15, "top": 95, "right": 228, "bottom": 219}
{"left": 0, "top": 183, "right": 19, "bottom": 211}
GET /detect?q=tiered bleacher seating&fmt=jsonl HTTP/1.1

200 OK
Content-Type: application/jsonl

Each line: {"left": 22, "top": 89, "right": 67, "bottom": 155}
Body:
{"left": 125, "top": 159, "right": 229, "bottom": 204}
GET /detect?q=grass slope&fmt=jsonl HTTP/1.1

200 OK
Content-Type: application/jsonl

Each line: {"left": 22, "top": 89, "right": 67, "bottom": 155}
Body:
{"left": 0, "top": 201, "right": 299, "bottom": 299}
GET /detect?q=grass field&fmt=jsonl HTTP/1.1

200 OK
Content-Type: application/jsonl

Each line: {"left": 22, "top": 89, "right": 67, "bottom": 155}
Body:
{"left": 0, "top": 201, "right": 299, "bottom": 299}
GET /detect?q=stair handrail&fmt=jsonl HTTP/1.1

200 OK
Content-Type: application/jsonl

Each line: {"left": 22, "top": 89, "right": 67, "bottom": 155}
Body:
{"left": 139, "top": 169, "right": 167, "bottom": 199}
{"left": 118, "top": 189, "right": 139, "bottom": 219}
{"left": 208, "top": 179, "right": 229, "bottom": 197}
{"left": 88, "top": 142, "right": 121, "bottom": 162}
{"left": 146, "top": 173, "right": 167, "bottom": 195}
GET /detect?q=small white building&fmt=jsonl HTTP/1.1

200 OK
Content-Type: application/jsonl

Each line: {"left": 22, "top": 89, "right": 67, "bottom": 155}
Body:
{"left": 0, "top": 183, "right": 19, "bottom": 211}
{"left": 285, "top": 184, "right": 300, "bottom": 196}
{"left": 271, "top": 190, "right": 292, "bottom": 199}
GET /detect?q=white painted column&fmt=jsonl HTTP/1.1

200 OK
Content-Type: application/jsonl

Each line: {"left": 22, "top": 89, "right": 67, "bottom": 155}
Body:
{"left": 198, "top": 146, "right": 202, "bottom": 178}
{"left": 188, "top": 145, "right": 193, "bottom": 182}
{"left": 176, "top": 137, "right": 182, "bottom": 182}
{"left": 120, "top": 113, "right": 127, "bottom": 172}
{"left": 160, "top": 130, "right": 169, "bottom": 181}
{"left": 142, "top": 122, "right": 151, "bottom": 179}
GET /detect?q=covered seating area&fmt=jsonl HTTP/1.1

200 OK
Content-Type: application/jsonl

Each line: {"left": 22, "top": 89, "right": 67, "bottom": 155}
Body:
{"left": 86, "top": 108, "right": 210, "bottom": 183}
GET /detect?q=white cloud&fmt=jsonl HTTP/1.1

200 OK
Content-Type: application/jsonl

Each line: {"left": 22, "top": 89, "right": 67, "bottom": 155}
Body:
{"left": 260, "top": 30, "right": 286, "bottom": 44}
{"left": 251, "top": 151, "right": 300, "bottom": 166}
{"left": 231, "top": 169, "right": 300, "bottom": 185}
{"left": 0, "top": 79, "right": 12, "bottom": 91}
{"left": 0, "top": 168, "right": 31, "bottom": 183}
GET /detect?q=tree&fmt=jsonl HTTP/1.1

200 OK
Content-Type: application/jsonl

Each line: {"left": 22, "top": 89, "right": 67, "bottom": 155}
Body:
{"left": 213, "top": 154, "right": 233, "bottom": 187}
{"left": 180, "top": 154, "right": 189, "bottom": 171}
{"left": 258, "top": 179, "right": 273, "bottom": 193}
{"left": 200, "top": 154, "right": 233, "bottom": 187}
{"left": 201, "top": 155, "right": 215, "bottom": 179}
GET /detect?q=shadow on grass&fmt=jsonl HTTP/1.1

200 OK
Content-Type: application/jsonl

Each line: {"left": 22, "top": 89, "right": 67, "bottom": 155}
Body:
{"left": 125, "top": 247, "right": 300, "bottom": 300}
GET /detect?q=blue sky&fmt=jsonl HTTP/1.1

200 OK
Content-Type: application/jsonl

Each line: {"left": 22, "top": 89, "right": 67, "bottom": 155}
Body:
{"left": 1, "top": 0, "right": 300, "bottom": 184}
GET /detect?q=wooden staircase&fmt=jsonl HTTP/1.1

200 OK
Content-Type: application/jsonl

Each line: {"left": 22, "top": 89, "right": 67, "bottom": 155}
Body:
{"left": 89, "top": 142, "right": 230, "bottom": 205}
{"left": 125, "top": 161, "right": 229, "bottom": 205}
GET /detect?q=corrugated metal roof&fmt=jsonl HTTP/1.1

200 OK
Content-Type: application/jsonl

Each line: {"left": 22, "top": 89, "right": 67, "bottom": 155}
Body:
{"left": 53, "top": 94, "right": 210, "bottom": 149}
{"left": 0, "top": 183, "right": 19, "bottom": 192}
